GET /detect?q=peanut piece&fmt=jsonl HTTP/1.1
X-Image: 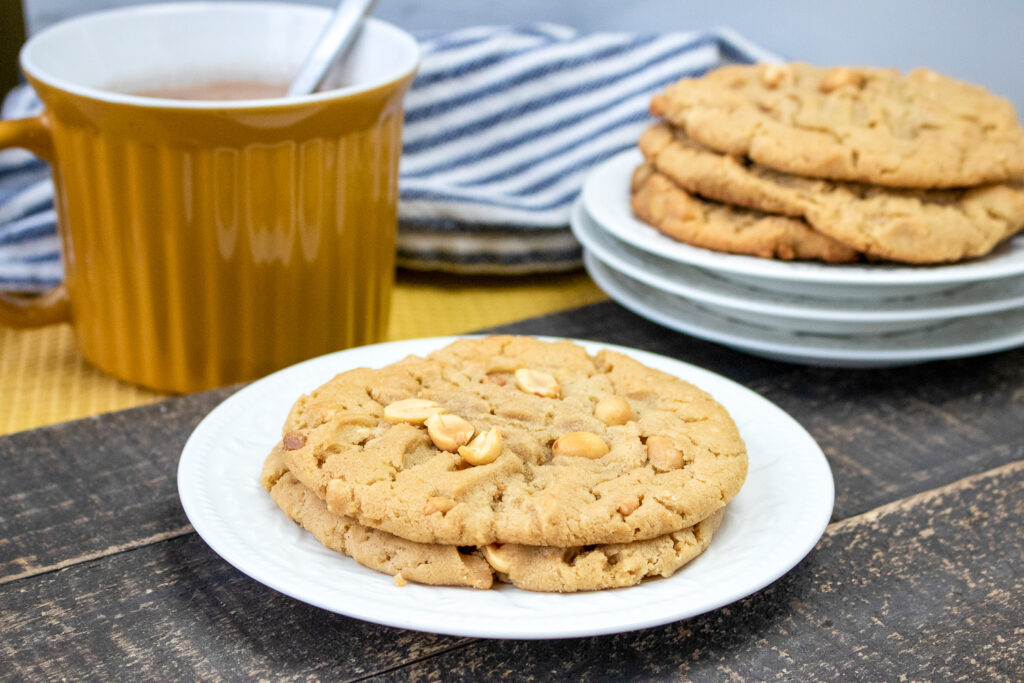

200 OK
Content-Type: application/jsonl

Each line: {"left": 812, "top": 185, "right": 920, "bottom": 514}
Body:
{"left": 458, "top": 427, "right": 503, "bottom": 466}
{"left": 647, "top": 435, "right": 684, "bottom": 471}
{"left": 595, "top": 396, "right": 632, "bottom": 425}
{"left": 334, "top": 414, "right": 378, "bottom": 427}
{"left": 761, "top": 64, "right": 792, "bottom": 88}
{"left": 820, "top": 67, "right": 865, "bottom": 93}
{"left": 426, "top": 413, "right": 475, "bottom": 452}
{"left": 282, "top": 431, "right": 306, "bottom": 450}
{"left": 422, "top": 496, "right": 456, "bottom": 515}
{"left": 514, "top": 368, "right": 560, "bottom": 398}
{"left": 617, "top": 495, "right": 640, "bottom": 516}
{"left": 624, "top": 386, "right": 653, "bottom": 400}
{"left": 383, "top": 398, "right": 444, "bottom": 425}
{"left": 552, "top": 432, "right": 609, "bottom": 459}
{"left": 481, "top": 544, "right": 512, "bottom": 574}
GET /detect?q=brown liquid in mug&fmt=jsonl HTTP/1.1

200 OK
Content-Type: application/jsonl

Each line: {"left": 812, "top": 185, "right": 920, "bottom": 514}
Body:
{"left": 130, "top": 81, "right": 290, "bottom": 100}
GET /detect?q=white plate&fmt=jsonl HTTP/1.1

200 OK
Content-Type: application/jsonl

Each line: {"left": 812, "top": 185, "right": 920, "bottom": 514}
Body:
{"left": 571, "top": 200, "right": 1024, "bottom": 335}
{"left": 585, "top": 252, "right": 1024, "bottom": 367}
{"left": 583, "top": 150, "right": 1024, "bottom": 299}
{"left": 178, "top": 336, "right": 834, "bottom": 639}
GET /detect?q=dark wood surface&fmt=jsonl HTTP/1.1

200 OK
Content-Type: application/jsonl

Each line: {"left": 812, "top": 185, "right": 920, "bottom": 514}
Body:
{"left": 2, "top": 301, "right": 1022, "bottom": 681}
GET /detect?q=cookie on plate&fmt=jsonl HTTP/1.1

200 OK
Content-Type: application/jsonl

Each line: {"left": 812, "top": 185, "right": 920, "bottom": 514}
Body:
{"left": 630, "top": 162, "right": 860, "bottom": 263}
{"left": 264, "top": 447, "right": 726, "bottom": 592}
{"left": 638, "top": 123, "right": 1024, "bottom": 263}
{"left": 650, "top": 63, "right": 1024, "bottom": 188}
{"left": 280, "top": 336, "right": 748, "bottom": 547}
{"left": 482, "top": 508, "right": 723, "bottom": 592}
{"left": 262, "top": 446, "right": 494, "bottom": 589}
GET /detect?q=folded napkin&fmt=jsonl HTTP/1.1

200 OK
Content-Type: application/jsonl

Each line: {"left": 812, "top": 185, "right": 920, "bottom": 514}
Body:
{"left": 0, "top": 24, "right": 780, "bottom": 289}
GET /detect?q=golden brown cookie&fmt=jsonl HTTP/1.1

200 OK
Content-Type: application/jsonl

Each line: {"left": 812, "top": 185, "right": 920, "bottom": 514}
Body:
{"left": 261, "top": 446, "right": 494, "bottom": 589}
{"left": 280, "top": 336, "right": 748, "bottom": 547}
{"left": 263, "top": 448, "right": 725, "bottom": 592}
{"left": 482, "top": 509, "right": 723, "bottom": 592}
{"left": 651, "top": 63, "right": 1024, "bottom": 188}
{"left": 638, "top": 123, "right": 1024, "bottom": 264}
{"left": 630, "top": 162, "right": 860, "bottom": 262}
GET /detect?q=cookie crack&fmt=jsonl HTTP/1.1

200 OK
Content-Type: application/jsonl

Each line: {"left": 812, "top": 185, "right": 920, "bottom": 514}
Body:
{"left": 488, "top": 482, "right": 507, "bottom": 512}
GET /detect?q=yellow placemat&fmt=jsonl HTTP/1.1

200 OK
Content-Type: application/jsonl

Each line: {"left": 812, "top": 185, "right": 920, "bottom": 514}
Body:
{"left": 0, "top": 271, "right": 606, "bottom": 435}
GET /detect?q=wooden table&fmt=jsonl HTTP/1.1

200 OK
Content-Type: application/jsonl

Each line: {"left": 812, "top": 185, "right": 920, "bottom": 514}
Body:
{"left": 2, "top": 301, "right": 1021, "bottom": 680}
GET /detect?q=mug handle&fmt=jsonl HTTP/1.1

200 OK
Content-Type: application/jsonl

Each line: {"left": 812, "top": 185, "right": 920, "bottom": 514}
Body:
{"left": 0, "top": 115, "right": 70, "bottom": 327}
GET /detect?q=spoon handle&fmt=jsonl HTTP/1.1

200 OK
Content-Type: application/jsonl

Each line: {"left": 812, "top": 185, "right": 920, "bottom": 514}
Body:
{"left": 288, "top": 0, "right": 379, "bottom": 97}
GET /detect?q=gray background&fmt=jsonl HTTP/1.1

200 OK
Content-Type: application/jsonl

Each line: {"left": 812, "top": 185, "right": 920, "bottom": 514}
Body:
{"left": 23, "top": 1, "right": 1024, "bottom": 115}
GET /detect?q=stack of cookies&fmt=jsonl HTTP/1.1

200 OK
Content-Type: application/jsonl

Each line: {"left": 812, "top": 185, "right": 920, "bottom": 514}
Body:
{"left": 631, "top": 63, "right": 1024, "bottom": 264}
{"left": 260, "top": 336, "right": 748, "bottom": 592}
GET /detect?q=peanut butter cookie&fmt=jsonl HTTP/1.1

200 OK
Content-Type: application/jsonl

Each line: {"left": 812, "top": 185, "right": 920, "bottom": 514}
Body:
{"left": 263, "top": 447, "right": 724, "bottom": 592}
{"left": 630, "top": 162, "right": 860, "bottom": 262}
{"left": 262, "top": 447, "right": 494, "bottom": 589}
{"left": 638, "top": 123, "right": 1024, "bottom": 263}
{"left": 280, "top": 336, "right": 748, "bottom": 547}
{"left": 480, "top": 509, "right": 723, "bottom": 592}
{"left": 651, "top": 63, "right": 1024, "bottom": 188}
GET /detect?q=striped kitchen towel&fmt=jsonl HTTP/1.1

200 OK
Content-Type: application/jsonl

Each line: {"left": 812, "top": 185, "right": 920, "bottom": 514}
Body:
{"left": 0, "top": 24, "right": 780, "bottom": 288}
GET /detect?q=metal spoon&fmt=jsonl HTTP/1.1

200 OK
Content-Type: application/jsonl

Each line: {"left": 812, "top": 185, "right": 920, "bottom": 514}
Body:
{"left": 287, "top": 0, "right": 379, "bottom": 97}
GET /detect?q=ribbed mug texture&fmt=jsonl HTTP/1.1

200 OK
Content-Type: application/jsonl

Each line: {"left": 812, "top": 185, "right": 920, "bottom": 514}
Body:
{"left": 30, "top": 76, "right": 411, "bottom": 393}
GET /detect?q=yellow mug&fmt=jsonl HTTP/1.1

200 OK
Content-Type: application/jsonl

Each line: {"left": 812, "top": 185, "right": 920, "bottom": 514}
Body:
{"left": 0, "top": 3, "right": 419, "bottom": 393}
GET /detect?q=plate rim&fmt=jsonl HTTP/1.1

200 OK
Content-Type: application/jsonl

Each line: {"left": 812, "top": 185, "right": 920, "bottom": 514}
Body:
{"left": 177, "top": 335, "right": 835, "bottom": 639}
{"left": 584, "top": 251, "right": 1024, "bottom": 364}
{"left": 584, "top": 149, "right": 1024, "bottom": 287}
{"left": 571, "top": 199, "right": 1024, "bottom": 323}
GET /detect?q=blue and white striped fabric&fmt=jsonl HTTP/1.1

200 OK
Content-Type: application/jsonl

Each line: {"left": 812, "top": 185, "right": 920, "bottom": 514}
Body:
{"left": 0, "top": 86, "right": 57, "bottom": 291}
{"left": 0, "top": 24, "right": 780, "bottom": 287}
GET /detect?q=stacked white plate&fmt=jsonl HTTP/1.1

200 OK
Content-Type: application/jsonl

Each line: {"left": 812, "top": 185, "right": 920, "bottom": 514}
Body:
{"left": 574, "top": 150, "right": 1024, "bottom": 367}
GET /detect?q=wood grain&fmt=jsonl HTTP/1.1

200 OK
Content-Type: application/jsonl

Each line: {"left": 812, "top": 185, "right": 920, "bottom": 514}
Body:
{"left": 0, "top": 387, "right": 237, "bottom": 582}
{"left": 748, "top": 351, "right": 1024, "bottom": 519}
{"left": 381, "top": 461, "right": 1024, "bottom": 682}
{"left": 1, "top": 300, "right": 1022, "bottom": 680}
{"left": 0, "top": 533, "right": 466, "bottom": 681}
{"left": 4, "top": 302, "right": 1023, "bottom": 579}
{"left": 1, "top": 462, "right": 1018, "bottom": 681}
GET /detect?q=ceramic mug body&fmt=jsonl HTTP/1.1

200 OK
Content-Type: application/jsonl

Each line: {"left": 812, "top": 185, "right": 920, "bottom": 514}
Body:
{"left": 0, "top": 3, "right": 418, "bottom": 392}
